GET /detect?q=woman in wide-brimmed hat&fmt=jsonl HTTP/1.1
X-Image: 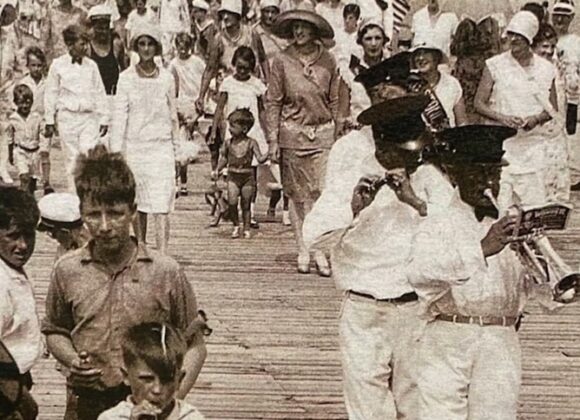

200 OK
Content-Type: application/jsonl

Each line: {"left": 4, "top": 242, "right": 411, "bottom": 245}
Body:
{"left": 265, "top": 4, "right": 346, "bottom": 276}
{"left": 111, "top": 24, "right": 178, "bottom": 254}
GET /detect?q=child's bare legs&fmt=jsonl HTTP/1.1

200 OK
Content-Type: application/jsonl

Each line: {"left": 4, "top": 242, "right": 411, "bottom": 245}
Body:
{"left": 153, "top": 213, "right": 170, "bottom": 254}
{"left": 135, "top": 211, "right": 147, "bottom": 244}
{"left": 227, "top": 178, "right": 241, "bottom": 235}
{"left": 250, "top": 167, "right": 258, "bottom": 228}
{"left": 241, "top": 180, "right": 255, "bottom": 237}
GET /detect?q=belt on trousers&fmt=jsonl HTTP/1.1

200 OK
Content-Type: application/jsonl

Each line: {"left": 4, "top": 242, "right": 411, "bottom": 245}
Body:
{"left": 348, "top": 290, "right": 418, "bottom": 304}
{"left": 436, "top": 314, "right": 519, "bottom": 327}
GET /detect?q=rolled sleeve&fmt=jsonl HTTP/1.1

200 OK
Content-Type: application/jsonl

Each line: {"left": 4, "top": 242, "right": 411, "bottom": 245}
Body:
{"left": 42, "top": 268, "right": 74, "bottom": 337}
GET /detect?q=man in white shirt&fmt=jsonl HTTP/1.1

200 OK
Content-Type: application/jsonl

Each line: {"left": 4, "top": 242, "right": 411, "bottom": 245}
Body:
{"left": 44, "top": 25, "right": 108, "bottom": 191}
{"left": 0, "top": 186, "right": 42, "bottom": 419}
{"left": 411, "top": 0, "right": 458, "bottom": 59}
{"left": 304, "top": 54, "right": 455, "bottom": 418}
{"left": 406, "top": 124, "right": 572, "bottom": 419}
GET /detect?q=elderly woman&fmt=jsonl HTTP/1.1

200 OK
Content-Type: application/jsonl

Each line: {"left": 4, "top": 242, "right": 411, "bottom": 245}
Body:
{"left": 475, "top": 11, "right": 562, "bottom": 210}
{"left": 111, "top": 24, "right": 179, "bottom": 254}
{"left": 266, "top": 5, "right": 342, "bottom": 276}
{"left": 410, "top": 41, "right": 467, "bottom": 128}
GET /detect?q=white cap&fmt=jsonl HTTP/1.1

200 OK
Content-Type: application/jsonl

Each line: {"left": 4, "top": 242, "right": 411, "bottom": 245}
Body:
{"left": 260, "top": 0, "right": 280, "bottom": 10}
{"left": 38, "top": 193, "right": 81, "bottom": 229}
{"left": 410, "top": 40, "right": 448, "bottom": 63}
{"left": 131, "top": 23, "right": 163, "bottom": 55}
{"left": 88, "top": 4, "right": 113, "bottom": 19}
{"left": 553, "top": 0, "right": 575, "bottom": 15}
{"left": 191, "top": 0, "right": 210, "bottom": 11}
{"left": 218, "top": 0, "right": 242, "bottom": 16}
{"left": 505, "top": 10, "right": 539, "bottom": 44}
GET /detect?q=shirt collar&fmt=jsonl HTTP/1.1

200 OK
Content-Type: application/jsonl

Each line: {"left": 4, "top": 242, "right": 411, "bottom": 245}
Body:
{"left": 0, "top": 256, "right": 28, "bottom": 282}
{"left": 80, "top": 237, "right": 153, "bottom": 265}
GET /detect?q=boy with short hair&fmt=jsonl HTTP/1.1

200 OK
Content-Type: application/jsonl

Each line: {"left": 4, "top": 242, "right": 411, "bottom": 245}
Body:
{"left": 7, "top": 84, "right": 43, "bottom": 194}
{"left": 44, "top": 24, "right": 109, "bottom": 192}
{"left": 0, "top": 186, "right": 42, "bottom": 419}
{"left": 17, "top": 47, "right": 53, "bottom": 194}
{"left": 42, "top": 145, "right": 207, "bottom": 420}
{"left": 97, "top": 322, "right": 206, "bottom": 419}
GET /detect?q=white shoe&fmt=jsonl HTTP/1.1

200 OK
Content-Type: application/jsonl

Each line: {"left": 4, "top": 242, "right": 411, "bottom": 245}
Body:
{"left": 282, "top": 210, "right": 291, "bottom": 226}
{"left": 0, "top": 171, "right": 13, "bottom": 185}
{"left": 231, "top": 227, "right": 240, "bottom": 238}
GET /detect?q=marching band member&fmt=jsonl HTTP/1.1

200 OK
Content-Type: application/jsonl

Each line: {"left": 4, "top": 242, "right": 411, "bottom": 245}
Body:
{"left": 406, "top": 124, "right": 569, "bottom": 420}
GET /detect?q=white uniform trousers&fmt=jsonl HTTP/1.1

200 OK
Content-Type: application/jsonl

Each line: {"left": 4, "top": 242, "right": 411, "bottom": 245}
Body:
{"left": 56, "top": 110, "right": 101, "bottom": 191}
{"left": 416, "top": 320, "right": 521, "bottom": 420}
{"left": 339, "top": 292, "right": 423, "bottom": 420}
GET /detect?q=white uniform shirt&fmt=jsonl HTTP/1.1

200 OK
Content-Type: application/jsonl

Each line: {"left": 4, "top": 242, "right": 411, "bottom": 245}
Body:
{"left": 303, "top": 128, "right": 454, "bottom": 299}
{"left": 159, "top": 0, "right": 190, "bottom": 34}
{"left": 433, "top": 71, "right": 463, "bottom": 127}
{"left": 98, "top": 398, "right": 206, "bottom": 420}
{"left": 411, "top": 7, "right": 458, "bottom": 58}
{"left": 125, "top": 8, "right": 158, "bottom": 44}
{"left": 169, "top": 55, "right": 206, "bottom": 118}
{"left": 315, "top": 1, "right": 345, "bottom": 32}
{"left": 407, "top": 190, "right": 549, "bottom": 319}
{"left": 0, "top": 257, "right": 43, "bottom": 373}
{"left": 44, "top": 54, "right": 109, "bottom": 125}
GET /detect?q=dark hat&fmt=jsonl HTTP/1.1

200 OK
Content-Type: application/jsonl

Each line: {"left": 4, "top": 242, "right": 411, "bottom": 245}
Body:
{"left": 354, "top": 52, "right": 412, "bottom": 90}
{"left": 359, "top": 95, "right": 432, "bottom": 151}
{"left": 437, "top": 125, "right": 517, "bottom": 165}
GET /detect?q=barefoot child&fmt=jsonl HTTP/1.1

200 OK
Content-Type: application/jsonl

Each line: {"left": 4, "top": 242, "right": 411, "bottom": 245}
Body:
{"left": 214, "top": 108, "right": 267, "bottom": 238}
{"left": 169, "top": 32, "right": 206, "bottom": 196}
{"left": 97, "top": 322, "right": 205, "bottom": 420}
{"left": 210, "top": 46, "right": 268, "bottom": 228}
{"left": 7, "top": 84, "right": 43, "bottom": 194}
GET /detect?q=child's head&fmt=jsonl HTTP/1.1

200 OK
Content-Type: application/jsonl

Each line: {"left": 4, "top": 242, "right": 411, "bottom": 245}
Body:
{"left": 191, "top": 0, "right": 210, "bottom": 22}
{"left": 13, "top": 84, "right": 33, "bottom": 116}
{"left": 228, "top": 108, "right": 254, "bottom": 137}
{"left": 232, "top": 46, "right": 255, "bottom": 80}
{"left": 343, "top": 3, "right": 360, "bottom": 33}
{"left": 122, "top": 323, "right": 187, "bottom": 412}
{"left": 135, "top": 0, "right": 147, "bottom": 12}
{"left": 175, "top": 32, "right": 194, "bottom": 59}
{"left": 62, "top": 24, "right": 90, "bottom": 59}
{"left": 0, "top": 187, "right": 39, "bottom": 269}
{"left": 74, "top": 145, "right": 137, "bottom": 252}
{"left": 533, "top": 23, "right": 558, "bottom": 61}
{"left": 25, "top": 46, "right": 46, "bottom": 80}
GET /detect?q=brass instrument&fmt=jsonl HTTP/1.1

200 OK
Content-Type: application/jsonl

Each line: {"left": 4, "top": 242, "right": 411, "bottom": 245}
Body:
{"left": 483, "top": 189, "right": 579, "bottom": 303}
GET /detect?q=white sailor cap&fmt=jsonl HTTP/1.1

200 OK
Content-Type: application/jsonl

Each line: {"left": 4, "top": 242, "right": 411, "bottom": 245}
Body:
{"left": 37, "top": 193, "right": 82, "bottom": 231}
{"left": 88, "top": 4, "right": 113, "bottom": 19}
{"left": 553, "top": 0, "right": 575, "bottom": 15}
{"left": 191, "top": 0, "right": 210, "bottom": 10}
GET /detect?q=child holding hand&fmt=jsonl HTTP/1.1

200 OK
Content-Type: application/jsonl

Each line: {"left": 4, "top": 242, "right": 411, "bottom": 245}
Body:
{"left": 97, "top": 322, "right": 205, "bottom": 420}
{"left": 214, "top": 108, "right": 267, "bottom": 238}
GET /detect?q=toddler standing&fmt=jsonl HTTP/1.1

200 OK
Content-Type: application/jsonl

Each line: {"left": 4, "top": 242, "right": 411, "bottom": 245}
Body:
{"left": 7, "top": 84, "right": 43, "bottom": 194}
{"left": 214, "top": 108, "right": 267, "bottom": 238}
{"left": 210, "top": 46, "right": 268, "bottom": 228}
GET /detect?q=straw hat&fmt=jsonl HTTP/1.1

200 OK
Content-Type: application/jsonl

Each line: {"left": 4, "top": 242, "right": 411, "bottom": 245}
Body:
{"left": 218, "top": 0, "right": 243, "bottom": 16}
{"left": 131, "top": 23, "right": 163, "bottom": 55}
{"left": 191, "top": 0, "right": 210, "bottom": 10}
{"left": 271, "top": 3, "right": 334, "bottom": 40}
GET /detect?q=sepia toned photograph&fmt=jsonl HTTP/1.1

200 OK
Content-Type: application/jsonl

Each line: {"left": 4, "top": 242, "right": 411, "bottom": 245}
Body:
{"left": 1, "top": 0, "right": 580, "bottom": 418}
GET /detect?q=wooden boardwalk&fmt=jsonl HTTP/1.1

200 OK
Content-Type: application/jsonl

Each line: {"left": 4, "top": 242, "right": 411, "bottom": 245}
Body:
{"left": 25, "top": 145, "right": 580, "bottom": 419}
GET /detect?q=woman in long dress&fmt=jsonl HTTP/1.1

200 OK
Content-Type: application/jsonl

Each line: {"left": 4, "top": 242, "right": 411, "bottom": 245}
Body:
{"left": 475, "top": 11, "right": 564, "bottom": 210}
{"left": 265, "top": 4, "right": 343, "bottom": 276}
{"left": 111, "top": 24, "right": 179, "bottom": 254}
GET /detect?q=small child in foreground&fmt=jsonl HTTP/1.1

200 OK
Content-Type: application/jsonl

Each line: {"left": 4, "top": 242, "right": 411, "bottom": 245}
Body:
{"left": 214, "top": 108, "right": 267, "bottom": 238}
{"left": 97, "top": 322, "right": 205, "bottom": 420}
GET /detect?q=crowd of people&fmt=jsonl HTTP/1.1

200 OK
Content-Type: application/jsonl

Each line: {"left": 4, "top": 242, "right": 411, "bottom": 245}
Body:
{"left": 2, "top": 0, "right": 580, "bottom": 418}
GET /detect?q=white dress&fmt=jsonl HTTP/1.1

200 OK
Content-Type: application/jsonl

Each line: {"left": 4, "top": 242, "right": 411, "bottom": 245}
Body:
{"left": 219, "top": 74, "right": 268, "bottom": 164}
{"left": 112, "top": 66, "right": 178, "bottom": 213}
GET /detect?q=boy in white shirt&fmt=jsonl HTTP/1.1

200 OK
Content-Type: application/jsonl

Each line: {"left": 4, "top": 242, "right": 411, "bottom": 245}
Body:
{"left": 0, "top": 186, "right": 42, "bottom": 419}
{"left": 169, "top": 32, "right": 206, "bottom": 196}
{"left": 125, "top": 0, "right": 157, "bottom": 48}
{"left": 97, "top": 322, "right": 205, "bottom": 420}
{"left": 44, "top": 24, "right": 108, "bottom": 191}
